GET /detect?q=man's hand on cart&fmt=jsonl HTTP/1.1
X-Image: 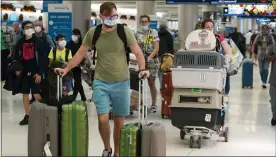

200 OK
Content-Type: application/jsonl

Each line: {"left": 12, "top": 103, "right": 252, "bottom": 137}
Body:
{"left": 138, "top": 69, "right": 150, "bottom": 79}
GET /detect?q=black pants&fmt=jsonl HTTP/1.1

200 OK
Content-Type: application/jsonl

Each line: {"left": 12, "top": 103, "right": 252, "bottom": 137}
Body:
{"left": 1, "top": 49, "right": 9, "bottom": 81}
{"left": 73, "top": 67, "right": 86, "bottom": 99}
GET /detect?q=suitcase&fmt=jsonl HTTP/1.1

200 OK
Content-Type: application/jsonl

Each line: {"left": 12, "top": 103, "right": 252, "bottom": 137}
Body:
{"left": 61, "top": 101, "right": 89, "bottom": 156}
{"left": 119, "top": 79, "right": 166, "bottom": 157}
{"left": 242, "top": 59, "right": 254, "bottom": 88}
{"left": 161, "top": 72, "right": 174, "bottom": 118}
{"left": 28, "top": 74, "right": 62, "bottom": 156}
{"left": 60, "top": 76, "right": 88, "bottom": 158}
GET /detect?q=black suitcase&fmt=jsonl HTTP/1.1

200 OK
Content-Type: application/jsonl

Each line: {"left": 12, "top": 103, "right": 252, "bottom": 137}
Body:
{"left": 130, "top": 70, "right": 139, "bottom": 91}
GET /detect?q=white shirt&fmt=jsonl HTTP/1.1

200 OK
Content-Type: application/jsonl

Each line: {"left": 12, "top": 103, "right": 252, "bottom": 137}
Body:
{"left": 245, "top": 32, "right": 253, "bottom": 45}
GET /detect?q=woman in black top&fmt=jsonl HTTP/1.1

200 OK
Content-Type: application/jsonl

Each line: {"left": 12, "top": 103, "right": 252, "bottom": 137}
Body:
{"left": 66, "top": 28, "right": 86, "bottom": 101}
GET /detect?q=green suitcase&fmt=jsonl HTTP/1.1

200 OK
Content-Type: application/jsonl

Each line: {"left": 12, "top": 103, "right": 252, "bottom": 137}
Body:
{"left": 61, "top": 101, "right": 89, "bottom": 156}
{"left": 119, "top": 123, "right": 141, "bottom": 157}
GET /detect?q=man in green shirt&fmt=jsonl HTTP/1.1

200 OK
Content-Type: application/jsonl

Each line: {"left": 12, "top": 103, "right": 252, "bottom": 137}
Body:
{"left": 55, "top": 2, "right": 148, "bottom": 157}
{"left": 1, "top": 29, "right": 10, "bottom": 81}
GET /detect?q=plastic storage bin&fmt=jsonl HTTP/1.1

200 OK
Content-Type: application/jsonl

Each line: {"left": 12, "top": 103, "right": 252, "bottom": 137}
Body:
{"left": 171, "top": 68, "right": 226, "bottom": 92}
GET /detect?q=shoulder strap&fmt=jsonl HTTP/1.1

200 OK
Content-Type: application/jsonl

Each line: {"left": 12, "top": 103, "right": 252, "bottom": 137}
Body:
{"left": 65, "top": 49, "right": 70, "bottom": 62}
{"left": 53, "top": 48, "right": 57, "bottom": 61}
{"left": 92, "top": 24, "right": 102, "bottom": 65}
{"left": 117, "top": 24, "right": 130, "bottom": 65}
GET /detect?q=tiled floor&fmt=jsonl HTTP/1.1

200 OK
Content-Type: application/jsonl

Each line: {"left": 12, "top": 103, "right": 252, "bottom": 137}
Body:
{"left": 1, "top": 67, "right": 275, "bottom": 156}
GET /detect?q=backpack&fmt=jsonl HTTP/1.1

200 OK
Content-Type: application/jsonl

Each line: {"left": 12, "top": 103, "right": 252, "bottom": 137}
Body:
{"left": 52, "top": 48, "right": 70, "bottom": 62}
{"left": 91, "top": 24, "right": 130, "bottom": 65}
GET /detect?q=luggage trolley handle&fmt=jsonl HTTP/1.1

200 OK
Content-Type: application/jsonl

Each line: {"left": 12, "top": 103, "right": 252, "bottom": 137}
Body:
{"left": 54, "top": 69, "right": 63, "bottom": 101}
{"left": 138, "top": 78, "right": 148, "bottom": 126}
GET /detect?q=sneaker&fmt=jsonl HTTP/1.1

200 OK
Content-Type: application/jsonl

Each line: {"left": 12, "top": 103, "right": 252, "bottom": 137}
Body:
{"left": 262, "top": 84, "right": 267, "bottom": 89}
{"left": 29, "top": 98, "right": 36, "bottom": 104}
{"left": 148, "top": 105, "right": 157, "bottom": 113}
{"left": 19, "top": 115, "right": 29, "bottom": 125}
{"left": 102, "top": 148, "right": 112, "bottom": 157}
{"left": 271, "top": 119, "right": 276, "bottom": 126}
{"left": 81, "top": 97, "right": 87, "bottom": 102}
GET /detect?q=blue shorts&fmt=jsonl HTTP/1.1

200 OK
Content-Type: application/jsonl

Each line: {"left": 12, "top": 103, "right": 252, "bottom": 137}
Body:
{"left": 93, "top": 79, "right": 130, "bottom": 116}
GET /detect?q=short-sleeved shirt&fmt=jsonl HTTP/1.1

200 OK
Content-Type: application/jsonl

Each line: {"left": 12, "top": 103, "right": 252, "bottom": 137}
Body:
{"left": 82, "top": 25, "right": 136, "bottom": 82}
{"left": 48, "top": 48, "right": 72, "bottom": 63}
{"left": 268, "top": 44, "right": 276, "bottom": 86}
{"left": 254, "top": 34, "right": 275, "bottom": 60}
{"left": 136, "top": 29, "right": 159, "bottom": 54}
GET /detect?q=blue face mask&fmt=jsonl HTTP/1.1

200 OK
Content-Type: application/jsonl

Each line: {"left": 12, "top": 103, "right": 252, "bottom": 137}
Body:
{"left": 141, "top": 25, "right": 149, "bottom": 31}
{"left": 104, "top": 19, "right": 118, "bottom": 27}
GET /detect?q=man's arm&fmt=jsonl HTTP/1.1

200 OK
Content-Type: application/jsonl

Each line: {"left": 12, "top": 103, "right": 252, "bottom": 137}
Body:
{"left": 168, "top": 34, "right": 174, "bottom": 51}
{"left": 252, "top": 35, "right": 259, "bottom": 53}
{"left": 65, "top": 44, "right": 88, "bottom": 71}
{"left": 129, "top": 43, "right": 146, "bottom": 70}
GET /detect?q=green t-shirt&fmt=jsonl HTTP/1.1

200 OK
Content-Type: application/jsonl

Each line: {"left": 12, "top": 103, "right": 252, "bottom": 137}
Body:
{"left": 82, "top": 25, "right": 136, "bottom": 82}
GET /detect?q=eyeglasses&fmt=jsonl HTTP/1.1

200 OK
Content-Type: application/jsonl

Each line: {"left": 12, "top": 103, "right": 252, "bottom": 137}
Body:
{"left": 140, "top": 21, "right": 149, "bottom": 24}
{"left": 105, "top": 14, "right": 118, "bottom": 20}
{"left": 24, "top": 25, "right": 33, "bottom": 29}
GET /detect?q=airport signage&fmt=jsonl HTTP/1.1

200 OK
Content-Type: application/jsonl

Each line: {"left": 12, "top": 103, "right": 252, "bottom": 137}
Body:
{"left": 48, "top": 4, "right": 72, "bottom": 42}
{"left": 43, "top": 0, "right": 63, "bottom": 12}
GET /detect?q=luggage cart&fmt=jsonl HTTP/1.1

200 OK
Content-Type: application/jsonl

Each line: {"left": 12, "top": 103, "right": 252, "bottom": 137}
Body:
{"left": 170, "top": 50, "right": 229, "bottom": 148}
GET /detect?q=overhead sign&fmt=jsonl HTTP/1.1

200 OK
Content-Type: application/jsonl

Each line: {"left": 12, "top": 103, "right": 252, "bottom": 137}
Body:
{"left": 48, "top": 4, "right": 72, "bottom": 42}
{"left": 43, "top": 0, "right": 63, "bottom": 12}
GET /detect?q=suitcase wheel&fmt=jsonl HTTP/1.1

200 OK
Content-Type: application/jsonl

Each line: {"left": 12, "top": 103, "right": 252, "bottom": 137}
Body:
{"left": 180, "top": 130, "right": 185, "bottom": 140}
{"left": 197, "top": 137, "right": 202, "bottom": 149}
{"left": 189, "top": 136, "right": 195, "bottom": 148}
{"left": 162, "top": 114, "right": 164, "bottom": 119}
{"left": 224, "top": 127, "right": 229, "bottom": 142}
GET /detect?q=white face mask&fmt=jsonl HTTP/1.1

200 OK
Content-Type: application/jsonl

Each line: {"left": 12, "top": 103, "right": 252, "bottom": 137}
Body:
{"left": 34, "top": 26, "right": 42, "bottom": 33}
{"left": 24, "top": 28, "right": 34, "bottom": 36}
{"left": 71, "top": 35, "right": 78, "bottom": 42}
{"left": 58, "top": 40, "right": 67, "bottom": 48}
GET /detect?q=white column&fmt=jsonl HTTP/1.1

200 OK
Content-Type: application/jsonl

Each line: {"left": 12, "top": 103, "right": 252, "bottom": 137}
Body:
{"left": 71, "top": 1, "right": 91, "bottom": 35}
{"left": 178, "top": 5, "right": 198, "bottom": 49}
{"left": 136, "top": 1, "right": 156, "bottom": 29}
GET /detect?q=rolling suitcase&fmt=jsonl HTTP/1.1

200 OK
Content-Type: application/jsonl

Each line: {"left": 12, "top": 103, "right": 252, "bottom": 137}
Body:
{"left": 28, "top": 75, "right": 61, "bottom": 156}
{"left": 242, "top": 59, "right": 254, "bottom": 88}
{"left": 61, "top": 75, "right": 89, "bottom": 157}
{"left": 161, "top": 71, "right": 174, "bottom": 118}
{"left": 119, "top": 79, "right": 166, "bottom": 157}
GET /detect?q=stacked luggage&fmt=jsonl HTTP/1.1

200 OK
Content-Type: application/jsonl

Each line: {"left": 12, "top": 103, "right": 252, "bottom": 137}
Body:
{"left": 28, "top": 73, "right": 88, "bottom": 157}
{"left": 119, "top": 79, "right": 166, "bottom": 157}
{"left": 169, "top": 30, "right": 229, "bottom": 148}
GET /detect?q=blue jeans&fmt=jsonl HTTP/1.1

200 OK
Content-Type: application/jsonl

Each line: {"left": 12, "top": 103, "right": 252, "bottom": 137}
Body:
{"left": 258, "top": 59, "right": 270, "bottom": 84}
{"left": 225, "top": 75, "right": 230, "bottom": 95}
{"left": 92, "top": 79, "right": 130, "bottom": 116}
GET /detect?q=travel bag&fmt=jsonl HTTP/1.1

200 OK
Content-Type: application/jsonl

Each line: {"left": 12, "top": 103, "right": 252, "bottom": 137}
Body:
{"left": 161, "top": 71, "right": 174, "bottom": 118}
{"left": 28, "top": 73, "right": 63, "bottom": 156}
{"left": 60, "top": 68, "right": 89, "bottom": 157}
{"left": 119, "top": 79, "right": 166, "bottom": 157}
{"left": 242, "top": 59, "right": 254, "bottom": 88}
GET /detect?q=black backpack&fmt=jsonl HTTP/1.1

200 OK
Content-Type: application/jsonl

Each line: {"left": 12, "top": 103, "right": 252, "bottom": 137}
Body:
{"left": 91, "top": 24, "right": 130, "bottom": 65}
{"left": 52, "top": 48, "right": 70, "bottom": 62}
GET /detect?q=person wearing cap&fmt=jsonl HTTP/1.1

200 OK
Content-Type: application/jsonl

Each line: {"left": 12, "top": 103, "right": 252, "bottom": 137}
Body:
{"left": 66, "top": 28, "right": 87, "bottom": 101}
{"left": 252, "top": 25, "right": 275, "bottom": 89}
